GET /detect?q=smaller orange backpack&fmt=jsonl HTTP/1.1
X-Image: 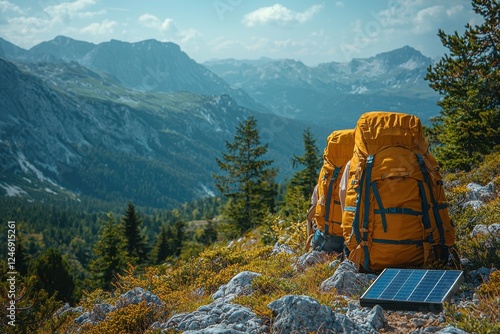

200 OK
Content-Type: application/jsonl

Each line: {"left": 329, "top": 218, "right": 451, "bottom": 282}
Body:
{"left": 311, "top": 129, "right": 355, "bottom": 253}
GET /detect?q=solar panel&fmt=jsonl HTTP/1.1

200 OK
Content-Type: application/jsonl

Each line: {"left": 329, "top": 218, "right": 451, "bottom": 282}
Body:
{"left": 360, "top": 269, "right": 464, "bottom": 312}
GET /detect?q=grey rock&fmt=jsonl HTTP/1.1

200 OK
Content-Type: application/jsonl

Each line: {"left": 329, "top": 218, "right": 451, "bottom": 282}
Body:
{"left": 462, "top": 200, "right": 484, "bottom": 210}
{"left": 163, "top": 301, "right": 262, "bottom": 334}
{"left": 329, "top": 259, "right": 341, "bottom": 268}
{"left": 347, "top": 304, "right": 386, "bottom": 330}
{"left": 74, "top": 288, "right": 161, "bottom": 326}
{"left": 466, "top": 182, "right": 497, "bottom": 202}
{"left": 74, "top": 311, "right": 91, "bottom": 325}
{"left": 471, "top": 224, "right": 500, "bottom": 247}
{"left": 422, "top": 326, "right": 445, "bottom": 333}
{"left": 295, "top": 250, "right": 328, "bottom": 271}
{"left": 55, "top": 303, "right": 84, "bottom": 317}
{"left": 411, "top": 317, "right": 427, "bottom": 327}
{"left": 467, "top": 267, "right": 496, "bottom": 287}
{"left": 268, "top": 295, "right": 376, "bottom": 334}
{"left": 74, "top": 303, "right": 114, "bottom": 325}
{"left": 150, "top": 321, "right": 170, "bottom": 330}
{"left": 320, "top": 260, "right": 376, "bottom": 296}
{"left": 271, "top": 241, "right": 295, "bottom": 255}
{"left": 471, "top": 223, "right": 500, "bottom": 237}
{"left": 435, "top": 325, "right": 469, "bottom": 333}
{"left": 117, "top": 287, "right": 162, "bottom": 307}
{"left": 212, "top": 271, "right": 261, "bottom": 302}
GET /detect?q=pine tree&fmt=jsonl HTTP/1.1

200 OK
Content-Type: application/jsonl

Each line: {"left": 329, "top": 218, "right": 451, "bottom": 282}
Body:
{"left": 173, "top": 220, "right": 185, "bottom": 255}
{"left": 425, "top": 0, "right": 500, "bottom": 170}
{"left": 199, "top": 220, "right": 218, "bottom": 245}
{"left": 150, "top": 224, "right": 173, "bottom": 264}
{"left": 30, "top": 248, "right": 76, "bottom": 304}
{"left": 89, "top": 213, "right": 129, "bottom": 290}
{"left": 289, "top": 128, "right": 321, "bottom": 201}
{"left": 16, "top": 232, "right": 30, "bottom": 276}
{"left": 214, "top": 116, "right": 278, "bottom": 236}
{"left": 121, "top": 202, "right": 149, "bottom": 264}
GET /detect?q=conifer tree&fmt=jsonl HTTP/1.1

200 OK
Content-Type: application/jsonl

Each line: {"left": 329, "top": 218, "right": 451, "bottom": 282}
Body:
{"left": 172, "top": 220, "right": 186, "bottom": 255}
{"left": 89, "top": 213, "right": 129, "bottom": 290}
{"left": 150, "top": 224, "right": 172, "bottom": 264}
{"left": 15, "top": 232, "right": 30, "bottom": 276}
{"left": 289, "top": 128, "right": 321, "bottom": 201}
{"left": 30, "top": 248, "right": 76, "bottom": 303}
{"left": 199, "top": 220, "right": 218, "bottom": 245}
{"left": 425, "top": 0, "right": 500, "bottom": 170}
{"left": 121, "top": 202, "right": 149, "bottom": 264}
{"left": 214, "top": 116, "right": 278, "bottom": 236}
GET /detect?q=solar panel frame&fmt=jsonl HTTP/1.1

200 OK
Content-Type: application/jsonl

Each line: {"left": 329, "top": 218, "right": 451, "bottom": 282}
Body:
{"left": 360, "top": 269, "right": 464, "bottom": 313}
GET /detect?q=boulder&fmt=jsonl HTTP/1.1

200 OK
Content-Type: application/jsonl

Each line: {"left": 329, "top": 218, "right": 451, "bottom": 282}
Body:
{"left": 471, "top": 223, "right": 500, "bottom": 245}
{"left": 271, "top": 241, "right": 295, "bottom": 255}
{"left": 436, "top": 325, "right": 469, "bottom": 334}
{"left": 268, "top": 295, "right": 377, "bottom": 334}
{"left": 117, "top": 286, "right": 162, "bottom": 307}
{"left": 74, "top": 303, "right": 114, "bottom": 325}
{"left": 320, "top": 260, "right": 376, "bottom": 296}
{"left": 295, "top": 250, "right": 329, "bottom": 271}
{"left": 347, "top": 302, "right": 386, "bottom": 331}
{"left": 161, "top": 301, "right": 263, "bottom": 334}
{"left": 466, "top": 182, "right": 497, "bottom": 202}
{"left": 212, "top": 271, "right": 261, "bottom": 302}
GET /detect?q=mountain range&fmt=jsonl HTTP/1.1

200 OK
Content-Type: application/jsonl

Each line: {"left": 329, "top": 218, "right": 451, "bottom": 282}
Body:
{"left": 0, "top": 36, "right": 441, "bottom": 209}
{"left": 204, "top": 45, "right": 440, "bottom": 127}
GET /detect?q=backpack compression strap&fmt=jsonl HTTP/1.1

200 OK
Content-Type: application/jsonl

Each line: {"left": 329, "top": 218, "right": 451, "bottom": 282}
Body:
{"left": 350, "top": 155, "right": 374, "bottom": 272}
{"left": 416, "top": 154, "right": 450, "bottom": 263}
{"left": 323, "top": 166, "right": 341, "bottom": 236}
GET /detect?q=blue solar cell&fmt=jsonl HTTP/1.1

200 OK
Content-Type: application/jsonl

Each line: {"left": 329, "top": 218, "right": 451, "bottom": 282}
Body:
{"left": 393, "top": 269, "right": 425, "bottom": 301}
{"left": 360, "top": 268, "right": 464, "bottom": 312}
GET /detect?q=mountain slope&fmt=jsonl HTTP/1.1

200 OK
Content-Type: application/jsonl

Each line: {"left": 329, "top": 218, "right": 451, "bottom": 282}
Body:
{"left": 0, "top": 37, "right": 28, "bottom": 60}
{"left": 0, "top": 58, "right": 321, "bottom": 208}
{"left": 5, "top": 36, "right": 267, "bottom": 113}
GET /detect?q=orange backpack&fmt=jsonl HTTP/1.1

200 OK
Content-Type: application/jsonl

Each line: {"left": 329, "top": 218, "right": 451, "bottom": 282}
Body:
{"left": 312, "top": 129, "right": 355, "bottom": 252}
{"left": 341, "top": 112, "right": 455, "bottom": 272}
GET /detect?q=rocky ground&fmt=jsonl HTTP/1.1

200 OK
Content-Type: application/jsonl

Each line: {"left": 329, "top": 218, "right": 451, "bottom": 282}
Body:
{"left": 59, "top": 181, "right": 498, "bottom": 333}
{"left": 60, "top": 250, "right": 494, "bottom": 334}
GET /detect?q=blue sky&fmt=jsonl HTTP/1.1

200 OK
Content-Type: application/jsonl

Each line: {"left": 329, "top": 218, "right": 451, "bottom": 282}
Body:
{"left": 0, "top": 0, "right": 481, "bottom": 65}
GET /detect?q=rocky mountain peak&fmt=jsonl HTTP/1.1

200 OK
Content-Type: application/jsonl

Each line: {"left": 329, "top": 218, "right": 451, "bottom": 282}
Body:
{"left": 29, "top": 35, "right": 95, "bottom": 62}
{"left": 372, "top": 45, "right": 430, "bottom": 68}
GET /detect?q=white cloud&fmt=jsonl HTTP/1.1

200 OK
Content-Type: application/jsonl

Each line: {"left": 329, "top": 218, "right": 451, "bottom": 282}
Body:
{"left": 138, "top": 14, "right": 160, "bottom": 29}
{"left": 44, "top": 0, "right": 105, "bottom": 21}
{"left": 243, "top": 3, "right": 323, "bottom": 27}
{"left": 179, "top": 28, "right": 202, "bottom": 45}
{"left": 138, "top": 14, "right": 179, "bottom": 35}
{"left": 6, "top": 16, "right": 51, "bottom": 35}
{"left": 81, "top": 19, "right": 117, "bottom": 35}
{"left": 273, "top": 38, "right": 300, "bottom": 48}
{"left": 377, "top": 1, "right": 468, "bottom": 34}
{"left": 413, "top": 6, "right": 446, "bottom": 33}
{"left": 138, "top": 14, "right": 203, "bottom": 51}
{"left": 0, "top": 1, "right": 23, "bottom": 13}
{"left": 446, "top": 5, "right": 464, "bottom": 17}
{"left": 160, "top": 18, "right": 178, "bottom": 34}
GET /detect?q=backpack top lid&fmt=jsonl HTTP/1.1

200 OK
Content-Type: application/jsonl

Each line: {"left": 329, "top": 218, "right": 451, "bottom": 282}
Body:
{"left": 324, "top": 129, "right": 355, "bottom": 167}
{"left": 354, "top": 111, "right": 429, "bottom": 157}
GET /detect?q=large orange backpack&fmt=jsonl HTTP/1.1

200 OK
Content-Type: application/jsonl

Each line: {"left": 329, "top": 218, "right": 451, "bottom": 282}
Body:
{"left": 312, "top": 129, "right": 355, "bottom": 252}
{"left": 341, "top": 112, "right": 455, "bottom": 272}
